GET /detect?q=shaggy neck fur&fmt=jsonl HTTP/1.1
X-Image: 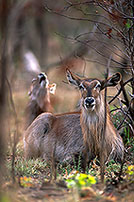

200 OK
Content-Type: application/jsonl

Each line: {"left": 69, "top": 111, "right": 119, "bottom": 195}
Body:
{"left": 80, "top": 95, "right": 104, "bottom": 155}
{"left": 80, "top": 94, "right": 124, "bottom": 162}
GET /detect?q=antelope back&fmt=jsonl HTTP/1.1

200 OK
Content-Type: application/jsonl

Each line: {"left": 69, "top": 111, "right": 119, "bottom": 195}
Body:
{"left": 24, "top": 111, "right": 87, "bottom": 163}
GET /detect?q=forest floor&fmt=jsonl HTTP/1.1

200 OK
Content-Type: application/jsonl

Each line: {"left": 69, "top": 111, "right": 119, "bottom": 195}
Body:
{"left": 2, "top": 172, "right": 134, "bottom": 202}
{"left": 1, "top": 138, "right": 134, "bottom": 202}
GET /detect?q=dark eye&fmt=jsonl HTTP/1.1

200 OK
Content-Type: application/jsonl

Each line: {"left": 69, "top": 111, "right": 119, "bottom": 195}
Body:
{"left": 96, "top": 83, "right": 101, "bottom": 88}
{"left": 79, "top": 83, "right": 85, "bottom": 90}
{"left": 94, "top": 82, "right": 101, "bottom": 90}
{"left": 32, "top": 78, "right": 37, "bottom": 83}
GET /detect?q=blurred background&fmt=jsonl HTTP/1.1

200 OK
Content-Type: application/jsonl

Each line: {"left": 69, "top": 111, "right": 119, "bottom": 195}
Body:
{"left": 0, "top": 0, "right": 133, "bottom": 184}
{"left": 0, "top": 0, "right": 127, "bottom": 115}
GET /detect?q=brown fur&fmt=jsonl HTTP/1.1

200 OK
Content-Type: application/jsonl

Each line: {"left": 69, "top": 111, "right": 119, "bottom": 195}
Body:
{"left": 25, "top": 73, "right": 56, "bottom": 128}
{"left": 66, "top": 69, "right": 124, "bottom": 164}
{"left": 24, "top": 111, "right": 85, "bottom": 163}
{"left": 24, "top": 71, "right": 124, "bottom": 165}
{"left": 81, "top": 101, "right": 124, "bottom": 163}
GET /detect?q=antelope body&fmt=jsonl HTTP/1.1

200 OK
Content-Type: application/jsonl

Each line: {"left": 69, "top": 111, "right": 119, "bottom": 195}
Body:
{"left": 66, "top": 69, "right": 124, "bottom": 165}
{"left": 24, "top": 70, "right": 124, "bottom": 165}
{"left": 24, "top": 111, "right": 85, "bottom": 163}
{"left": 25, "top": 72, "right": 56, "bottom": 128}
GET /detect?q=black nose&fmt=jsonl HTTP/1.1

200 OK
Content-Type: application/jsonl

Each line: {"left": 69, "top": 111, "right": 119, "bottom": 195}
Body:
{"left": 38, "top": 73, "right": 46, "bottom": 83}
{"left": 84, "top": 97, "right": 95, "bottom": 108}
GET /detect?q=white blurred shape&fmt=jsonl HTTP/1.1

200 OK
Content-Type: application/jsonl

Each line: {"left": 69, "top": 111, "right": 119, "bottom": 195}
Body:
{"left": 24, "top": 51, "right": 41, "bottom": 74}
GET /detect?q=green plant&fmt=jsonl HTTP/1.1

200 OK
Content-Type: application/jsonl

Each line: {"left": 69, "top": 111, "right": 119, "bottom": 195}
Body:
{"left": 7, "top": 156, "right": 49, "bottom": 178}
{"left": 57, "top": 162, "right": 73, "bottom": 177}
{"left": 66, "top": 172, "right": 96, "bottom": 189}
{"left": 111, "top": 108, "right": 131, "bottom": 144}
{"left": 126, "top": 165, "right": 134, "bottom": 182}
{"left": 20, "top": 176, "right": 34, "bottom": 187}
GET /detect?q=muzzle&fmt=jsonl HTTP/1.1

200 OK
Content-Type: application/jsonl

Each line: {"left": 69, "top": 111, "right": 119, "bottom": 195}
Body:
{"left": 38, "top": 73, "right": 49, "bottom": 87}
{"left": 84, "top": 97, "right": 96, "bottom": 110}
{"left": 38, "top": 73, "right": 47, "bottom": 83}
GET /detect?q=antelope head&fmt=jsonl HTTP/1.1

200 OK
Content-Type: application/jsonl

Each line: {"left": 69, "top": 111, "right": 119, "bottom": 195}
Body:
{"left": 29, "top": 72, "right": 56, "bottom": 98}
{"left": 66, "top": 69, "right": 121, "bottom": 112}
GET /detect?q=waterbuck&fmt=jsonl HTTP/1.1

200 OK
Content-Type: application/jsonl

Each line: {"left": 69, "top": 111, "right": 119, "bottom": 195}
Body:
{"left": 25, "top": 72, "right": 56, "bottom": 128}
{"left": 66, "top": 69, "right": 124, "bottom": 168}
{"left": 24, "top": 70, "right": 124, "bottom": 166}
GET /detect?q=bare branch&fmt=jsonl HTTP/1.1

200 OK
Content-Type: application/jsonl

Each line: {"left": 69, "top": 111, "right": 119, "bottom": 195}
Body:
{"left": 6, "top": 77, "right": 19, "bottom": 183}
{"left": 55, "top": 32, "right": 129, "bottom": 68}
{"left": 44, "top": 4, "right": 127, "bottom": 40}
{"left": 109, "top": 78, "right": 133, "bottom": 104}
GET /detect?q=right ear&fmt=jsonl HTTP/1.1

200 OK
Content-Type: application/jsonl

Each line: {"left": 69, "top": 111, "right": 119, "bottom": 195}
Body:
{"left": 49, "top": 83, "right": 56, "bottom": 94}
{"left": 66, "top": 69, "right": 82, "bottom": 87}
{"left": 101, "top": 72, "right": 122, "bottom": 90}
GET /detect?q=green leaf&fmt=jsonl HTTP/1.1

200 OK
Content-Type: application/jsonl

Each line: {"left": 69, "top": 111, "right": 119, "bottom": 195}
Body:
{"left": 126, "top": 20, "right": 131, "bottom": 29}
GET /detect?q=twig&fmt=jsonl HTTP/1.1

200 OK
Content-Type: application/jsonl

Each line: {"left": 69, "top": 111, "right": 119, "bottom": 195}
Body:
{"left": 55, "top": 32, "right": 128, "bottom": 68}
{"left": 116, "top": 96, "right": 134, "bottom": 130}
{"left": 50, "top": 139, "right": 57, "bottom": 182}
{"left": 118, "top": 150, "right": 127, "bottom": 181}
{"left": 0, "top": 26, "right": 8, "bottom": 187}
{"left": 100, "top": 55, "right": 111, "bottom": 183}
{"left": 6, "top": 77, "right": 19, "bottom": 184}
{"left": 47, "top": 25, "right": 97, "bottom": 71}
{"left": 109, "top": 78, "right": 133, "bottom": 104}
{"left": 44, "top": 3, "right": 127, "bottom": 41}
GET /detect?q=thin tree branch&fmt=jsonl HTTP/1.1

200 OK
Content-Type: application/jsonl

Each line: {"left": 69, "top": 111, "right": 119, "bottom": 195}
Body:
{"left": 6, "top": 77, "right": 19, "bottom": 183}
{"left": 109, "top": 78, "right": 133, "bottom": 104}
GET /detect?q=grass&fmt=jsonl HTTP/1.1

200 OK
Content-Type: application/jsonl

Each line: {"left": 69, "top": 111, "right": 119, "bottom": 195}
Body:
{"left": 6, "top": 141, "right": 130, "bottom": 187}
{"left": 110, "top": 106, "right": 132, "bottom": 144}
{"left": 3, "top": 143, "right": 134, "bottom": 202}
{"left": 6, "top": 143, "right": 134, "bottom": 202}
{"left": 7, "top": 153, "right": 50, "bottom": 179}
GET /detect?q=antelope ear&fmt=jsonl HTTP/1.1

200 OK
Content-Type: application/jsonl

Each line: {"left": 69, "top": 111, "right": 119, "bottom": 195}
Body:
{"left": 32, "top": 78, "right": 37, "bottom": 83}
{"left": 107, "top": 72, "right": 121, "bottom": 86}
{"left": 28, "top": 90, "right": 32, "bottom": 96}
{"left": 101, "top": 72, "right": 122, "bottom": 89}
{"left": 49, "top": 83, "right": 56, "bottom": 94}
{"left": 66, "top": 68, "right": 82, "bottom": 87}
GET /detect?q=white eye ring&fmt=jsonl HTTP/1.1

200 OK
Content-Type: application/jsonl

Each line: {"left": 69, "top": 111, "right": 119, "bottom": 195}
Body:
{"left": 79, "top": 83, "right": 85, "bottom": 91}
{"left": 32, "top": 78, "right": 37, "bottom": 83}
{"left": 94, "top": 82, "right": 101, "bottom": 90}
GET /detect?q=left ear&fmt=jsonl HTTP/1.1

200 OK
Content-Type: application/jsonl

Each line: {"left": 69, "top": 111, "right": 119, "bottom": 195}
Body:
{"left": 101, "top": 72, "right": 122, "bottom": 90}
{"left": 66, "top": 68, "right": 82, "bottom": 87}
{"left": 48, "top": 83, "right": 56, "bottom": 94}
